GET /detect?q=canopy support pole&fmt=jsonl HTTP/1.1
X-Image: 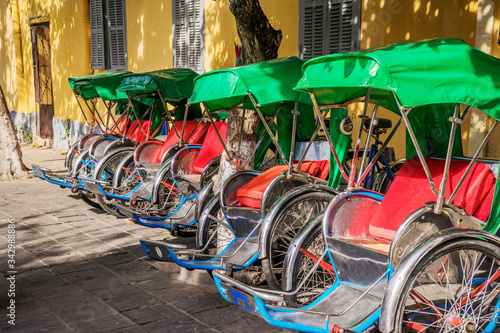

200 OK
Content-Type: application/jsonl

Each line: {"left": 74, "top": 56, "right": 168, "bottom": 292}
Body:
{"left": 180, "top": 103, "right": 189, "bottom": 144}
{"left": 88, "top": 98, "right": 107, "bottom": 134}
{"left": 158, "top": 91, "right": 181, "bottom": 139}
{"left": 73, "top": 92, "right": 92, "bottom": 129}
{"left": 356, "top": 117, "right": 403, "bottom": 186}
{"left": 125, "top": 91, "right": 149, "bottom": 141}
{"left": 243, "top": 106, "right": 282, "bottom": 169}
{"left": 435, "top": 104, "right": 461, "bottom": 214}
{"left": 349, "top": 88, "right": 371, "bottom": 188}
{"left": 395, "top": 92, "right": 439, "bottom": 196}
{"left": 447, "top": 119, "right": 499, "bottom": 205}
{"left": 202, "top": 101, "right": 233, "bottom": 162}
{"left": 237, "top": 96, "right": 248, "bottom": 158}
{"left": 309, "top": 92, "right": 350, "bottom": 182}
{"left": 358, "top": 104, "right": 379, "bottom": 179}
{"left": 288, "top": 102, "right": 299, "bottom": 177}
{"left": 247, "top": 92, "right": 288, "bottom": 164}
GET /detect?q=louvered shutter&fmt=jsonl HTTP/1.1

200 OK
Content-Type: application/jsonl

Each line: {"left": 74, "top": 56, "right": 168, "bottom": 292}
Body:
{"left": 173, "top": 0, "right": 187, "bottom": 68}
{"left": 173, "top": 0, "right": 204, "bottom": 72}
{"left": 299, "top": 0, "right": 360, "bottom": 60}
{"left": 105, "top": 0, "right": 127, "bottom": 70}
{"left": 90, "top": 0, "right": 105, "bottom": 69}
{"left": 328, "top": 0, "right": 360, "bottom": 54}
{"left": 300, "top": 0, "right": 326, "bottom": 60}
{"left": 187, "top": 0, "right": 204, "bottom": 72}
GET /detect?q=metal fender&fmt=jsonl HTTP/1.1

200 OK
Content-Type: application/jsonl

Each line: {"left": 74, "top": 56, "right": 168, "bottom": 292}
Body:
{"left": 379, "top": 228, "right": 500, "bottom": 333}
{"left": 64, "top": 141, "right": 80, "bottom": 171}
{"left": 195, "top": 180, "right": 214, "bottom": 222}
{"left": 257, "top": 184, "right": 338, "bottom": 260}
{"left": 92, "top": 147, "right": 136, "bottom": 181}
{"left": 112, "top": 151, "right": 135, "bottom": 187}
{"left": 196, "top": 194, "right": 220, "bottom": 248}
{"left": 281, "top": 212, "right": 325, "bottom": 291}
{"left": 151, "top": 158, "right": 173, "bottom": 204}
{"left": 71, "top": 149, "right": 90, "bottom": 178}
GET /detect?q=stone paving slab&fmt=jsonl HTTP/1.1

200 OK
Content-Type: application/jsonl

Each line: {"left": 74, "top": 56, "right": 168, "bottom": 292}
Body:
{"left": 0, "top": 146, "right": 294, "bottom": 333}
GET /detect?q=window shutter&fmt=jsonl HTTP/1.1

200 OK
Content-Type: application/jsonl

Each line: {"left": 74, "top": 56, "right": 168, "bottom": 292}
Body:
{"left": 173, "top": 0, "right": 187, "bottom": 68}
{"left": 105, "top": 0, "right": 127, "bottom": 70}
{"left": 187, "top": 0, "right": 204, "bottom": 73}
{"left": 90, "top": 0, "right": 105, "bottom": 69}
{"left": 328, "top": 0, "right": 360, "bottom": 54}
{"left": 300, "top": 0, "right": 326, "bottom": 61}
{"left": 299, "top": 0, "right": 360, "bottom": 59}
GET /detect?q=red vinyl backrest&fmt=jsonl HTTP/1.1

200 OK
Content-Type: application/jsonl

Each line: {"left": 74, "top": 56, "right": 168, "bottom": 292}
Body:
{"left": 368, "top": 157, "right": 496, "bottom": 243}
{"left": 192, "top": 122, "right": 227, "bottom": 174}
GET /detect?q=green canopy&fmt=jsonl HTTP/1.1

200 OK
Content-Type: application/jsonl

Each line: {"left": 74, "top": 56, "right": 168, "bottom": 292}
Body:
{"left": 295, "top": 38, "right": 500, "bottom": 234}
{"left": 295, "top": 38, "right": 500, "bottom": 121}
{"left": 117, "top": 68, "right": 202, "bottom": 120}
{"left": 189, "top": 57, "right": 312, "bottom": 114}
{"left": 68, "top": 71, "right": 132, "bottom": 101}
{"left": 117, "top": 68, "right": 198, "bottom": 101}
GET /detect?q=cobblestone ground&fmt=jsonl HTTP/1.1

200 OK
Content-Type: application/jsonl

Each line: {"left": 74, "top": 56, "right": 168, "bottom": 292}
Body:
{"left": 0, "top": 146, "right": 292, "bottom": 333}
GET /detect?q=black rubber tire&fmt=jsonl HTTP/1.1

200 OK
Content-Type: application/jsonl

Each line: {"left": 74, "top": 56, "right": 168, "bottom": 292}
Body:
{"left": 79, "top": 192, "right": 102, "bottom": 209}
{"left": 261, "top": 192, "right": 333, "bottom": 290}
{"left": 393, "top": 239, "right": 500, "bottom": 332}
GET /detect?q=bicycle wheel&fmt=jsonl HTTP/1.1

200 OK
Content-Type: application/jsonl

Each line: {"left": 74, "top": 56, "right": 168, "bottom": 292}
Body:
{"left": 283, "top": 221, "right": 336, "bottom": 306}
{"left": 198, "top": 198, "right": 234, "bottom": 256}
{"left": 94, "top": 150, "right": 133, "bottom": 216}
{"left": 394, "top": 239, "right": 500, "bottom": 332}
{"left": 261, "top": 192, "right": 334, "bottom": 290}
{"left": 73, "top": 150, "right": 101, "bottom": 209}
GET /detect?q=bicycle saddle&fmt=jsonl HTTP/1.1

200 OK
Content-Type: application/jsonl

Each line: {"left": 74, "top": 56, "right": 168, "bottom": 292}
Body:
{"left": 363, "top": 117, "right": 392, "bottom": 131}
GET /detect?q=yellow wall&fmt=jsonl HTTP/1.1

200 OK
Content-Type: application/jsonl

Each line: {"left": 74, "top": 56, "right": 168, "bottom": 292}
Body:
{"left": 0, "top": 1, "right": 18, "bottom": 111}
{"left": 126, "top": 0, "right": 173, "bottom": 72}
{"left": 14, "top": 0, "right": 92, "bottom": 126}
{"left": 354, "top": 0, "right": 478, "bottom": 159}
{"left": 204, "top": 0, "right": 299, "bottom": 72}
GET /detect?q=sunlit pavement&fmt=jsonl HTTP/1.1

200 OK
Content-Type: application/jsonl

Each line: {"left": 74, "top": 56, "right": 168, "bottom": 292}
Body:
{"left": 0, "top": 145, "right": 291, "bottom": 333}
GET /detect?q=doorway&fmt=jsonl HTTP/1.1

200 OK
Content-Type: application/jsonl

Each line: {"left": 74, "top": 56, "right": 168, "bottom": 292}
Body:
{"left": 30, "top": 22, "right": 54, "bottom": 139}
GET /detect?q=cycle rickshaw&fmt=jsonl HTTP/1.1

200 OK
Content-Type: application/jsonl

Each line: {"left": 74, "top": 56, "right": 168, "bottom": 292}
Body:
{"left": 213, "top": 38, "right": 500, "bottom": 333}
{"left": 82, "top": 68, "right": 210, "bottom": 216}
{"left": 31, "top": 71, "right": 143, "bottom": 206}
{"left": 140, "top": 57, "right": 352, "bottom": 288}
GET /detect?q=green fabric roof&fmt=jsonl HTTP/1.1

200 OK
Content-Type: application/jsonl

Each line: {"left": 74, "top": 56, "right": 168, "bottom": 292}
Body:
{"left": 189, "top": 57, "right": 311, "bottom": 114}
{"left": 295, "top": 38, "right": 500, "bottom": 121}
{"left": 68, "top": 71, "right": 132, "bottom": 101}
{"left": 117, "top": 68, "right": 198, "bottom": 101}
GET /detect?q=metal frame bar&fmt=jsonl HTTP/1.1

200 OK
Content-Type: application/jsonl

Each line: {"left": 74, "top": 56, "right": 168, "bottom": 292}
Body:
{"left": 293, "top": 110, "right": 326, "bottom": 172}
{"left": 358, "top": 104, "right": 379, "bottom": 178}
{"left": 288, "top": 102, "right": 299, "bottom": 177}
{"left": 435, "top": 103, "right": 461, "bottom": 214}
{"left": 242, "top": 106, "right": 282, "bottom": 169}
{"left": 447, "top": 119, "right": 500, "bottom": 204}
{"left": 349, "top": 88, "right": 371, "bottom": 188}
{"left": 355, "top": 117, "right": 403, "bottom": 186}
{"left": 237, "top": 96, "right": 248, "bottom": 158}
{"left": 309, "top": 92, "right": 350, "bottom": 183}
{"left": 247, "top": 92, "right": 288, "bottom": 164}
{"left": 394, "top": 92, "right": 439, "bottom": 195}
{"left": 158, "top": 91, "right": 181, "bottom": 139}
{"left": 202, "top": 102, "right": 233, "bottom": 161}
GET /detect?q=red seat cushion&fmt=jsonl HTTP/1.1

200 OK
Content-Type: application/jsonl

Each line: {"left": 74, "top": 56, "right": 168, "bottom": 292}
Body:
{"left": 192, "top": 122, "right": 227, "bottom": 174}
{"left": 368, "top": 158, "right": 496, "bottom": 243}
{"left": 126, "top": 120, "right": 151, "bottom": 143}
{"left": 236, "top": 162, "right": 320, "bottom": 209}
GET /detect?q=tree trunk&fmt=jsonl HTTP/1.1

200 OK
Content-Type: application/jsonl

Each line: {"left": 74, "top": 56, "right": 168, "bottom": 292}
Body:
{"left": 229, "top": 0, "right": 283, "bottom": 65}
{"left": 213, "top": 0, "right": 283, "bottom": 193}
{"left": 0, "top": 84, "right": 29, "bottom": 181}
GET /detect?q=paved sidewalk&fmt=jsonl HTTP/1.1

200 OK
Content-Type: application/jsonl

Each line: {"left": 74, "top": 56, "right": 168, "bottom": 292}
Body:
{"left": 0, "top": 146, "right": 291, "bottom": 333}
